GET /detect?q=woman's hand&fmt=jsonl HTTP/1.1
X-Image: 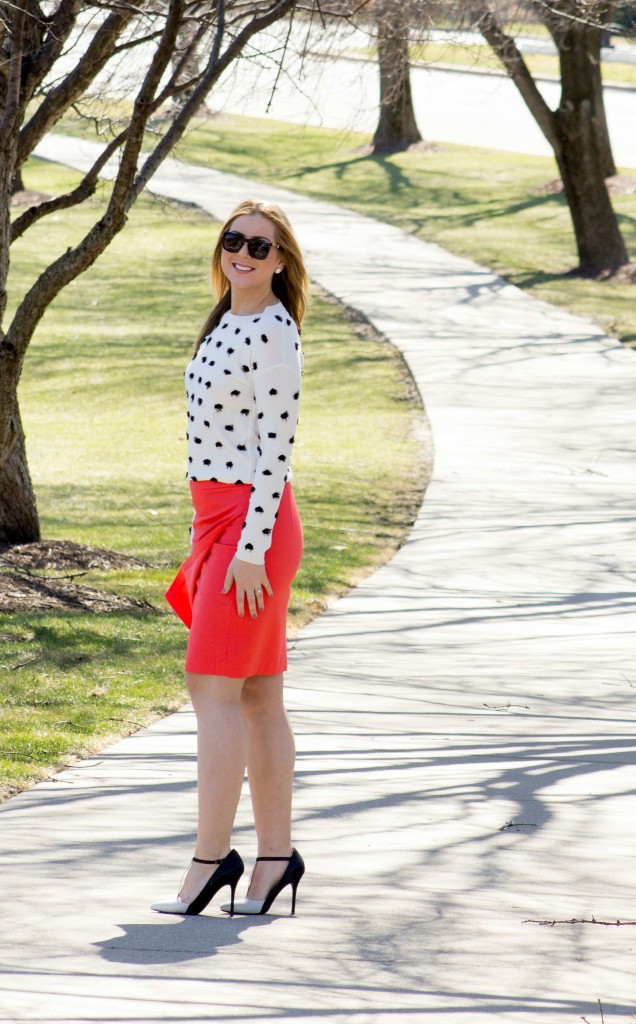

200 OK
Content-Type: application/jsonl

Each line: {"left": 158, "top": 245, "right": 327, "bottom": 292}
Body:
{"left": 222, "top": 555, "right": 273, "bottom": 619}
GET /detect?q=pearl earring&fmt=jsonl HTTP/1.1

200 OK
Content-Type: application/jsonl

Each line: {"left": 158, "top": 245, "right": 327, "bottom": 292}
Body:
{"left": 275, "top": 267, "right": 282, "bottom": 274}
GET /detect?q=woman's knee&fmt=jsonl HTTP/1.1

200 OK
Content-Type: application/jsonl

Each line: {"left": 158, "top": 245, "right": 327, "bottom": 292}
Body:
{"left": 240, "top": 674, "right": 285, "bottom": 719}
{"left": 186, "top": 672, "right": 244, "bottom": 709}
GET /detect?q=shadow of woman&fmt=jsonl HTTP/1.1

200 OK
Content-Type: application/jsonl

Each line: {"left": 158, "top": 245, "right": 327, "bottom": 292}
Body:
{"left": 95, "top": 914, "right": 274, "bottom": 965}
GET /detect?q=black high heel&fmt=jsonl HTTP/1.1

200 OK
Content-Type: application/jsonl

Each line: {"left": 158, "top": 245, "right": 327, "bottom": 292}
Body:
{"left": 151, "top": 848, "right": 244, "bottom": 916}
{"left": 222, "top": 849, "right": 305, "bottom": 916}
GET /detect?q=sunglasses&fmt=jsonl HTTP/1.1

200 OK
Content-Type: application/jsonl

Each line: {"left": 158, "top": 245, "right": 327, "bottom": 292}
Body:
{"left": 222, "top": 230, "right": 280, "bottom": 261}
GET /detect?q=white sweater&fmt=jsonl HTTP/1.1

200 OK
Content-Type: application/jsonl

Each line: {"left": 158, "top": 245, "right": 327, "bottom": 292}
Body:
{"left": 185, "top": 301, "right": 302, "bottom": 563}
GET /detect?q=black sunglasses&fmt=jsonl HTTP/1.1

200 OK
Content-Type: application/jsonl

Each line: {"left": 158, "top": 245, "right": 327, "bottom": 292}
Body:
{"left": 222, "top": 230, "right": 280, "bottom": 261}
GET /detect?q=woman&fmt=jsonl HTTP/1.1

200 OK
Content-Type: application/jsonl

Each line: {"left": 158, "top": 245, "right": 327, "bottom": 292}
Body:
{"left": 151, "top": 199, "right": 308, "bottom": 917}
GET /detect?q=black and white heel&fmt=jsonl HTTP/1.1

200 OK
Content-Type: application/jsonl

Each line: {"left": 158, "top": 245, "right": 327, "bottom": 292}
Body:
{"left": 151, "top": 849, "right": 244, "bottom": 916}
{"left": 222, "top": 849, "right": 305, "bottom": 916}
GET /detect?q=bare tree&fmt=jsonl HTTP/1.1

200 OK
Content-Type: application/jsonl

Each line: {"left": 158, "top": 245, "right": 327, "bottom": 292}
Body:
{"left": 372, "top": 0, "right": 423, "bottom": 153}
{"left": 467, "top": 0, "right": 629, "bottom": 275}
{"left": 0, "top": 0, "right": 302, "bottom": 545}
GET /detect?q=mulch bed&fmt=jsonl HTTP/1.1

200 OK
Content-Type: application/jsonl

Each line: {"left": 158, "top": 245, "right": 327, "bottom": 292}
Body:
{"left": 531, "top": 173, "right": 636, "bottom": 197}
{"left": 0, "top": 540, "right": 153, "bottom": 614}
{"left": 9, "top": 189, "right": 51, "bottom": 207}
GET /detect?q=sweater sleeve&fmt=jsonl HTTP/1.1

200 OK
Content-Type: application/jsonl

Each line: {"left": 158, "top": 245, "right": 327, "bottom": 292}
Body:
{"left": 237, "top": 319, "right": 302, "bottom": 564}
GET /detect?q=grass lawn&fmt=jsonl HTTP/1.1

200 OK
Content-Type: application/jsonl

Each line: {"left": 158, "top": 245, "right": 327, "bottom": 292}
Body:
{"left": 408, "top": 41, "right": 636, "bottom": 87}
{"left": 0, "top": 159, "right": 427, "bottom": 799}
{"left": 168, "top": 113, "right": 636, "bottom": 349}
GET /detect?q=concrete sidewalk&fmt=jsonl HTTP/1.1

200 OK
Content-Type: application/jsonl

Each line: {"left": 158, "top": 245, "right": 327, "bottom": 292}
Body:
{"left": 1, "top": 135, "right": 635, "bottom": 1023}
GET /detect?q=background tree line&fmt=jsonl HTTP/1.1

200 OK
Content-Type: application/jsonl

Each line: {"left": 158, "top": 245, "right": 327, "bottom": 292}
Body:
{"left": 365, "top": 0, "right": 633, "bottom": 273}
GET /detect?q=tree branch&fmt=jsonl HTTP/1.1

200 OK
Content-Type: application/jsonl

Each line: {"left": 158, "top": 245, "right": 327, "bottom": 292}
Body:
{"left": 6, "top": 0, "right": 186, "bottom": 371}
{"left": 21, "top": 0, "right": 82, "bottom": 105}
{"left": 469, "top": 0, "right": 559, "bottom": 152}
{"left": 266, "top": 1, "right": 294, "bottom": 113}
{"left": 5, "top": 0, "right": 301, "bottom": 372}
{"left": 112, "top": 26, "right": 165, "bottom": 53}
{"left": 10, "top": 131, "right": 128, "bottom": 241}
{"left": 128, "top": 0, "right": 298, "bottom": 205}
{"left": 17, "top": 7, "right": 135, "bottom": 169}
{"left": 0, "top": 1, "right": 25, "bottom": 142}
{"left": 0, "top": 2, "right": 25, "bottom": 327}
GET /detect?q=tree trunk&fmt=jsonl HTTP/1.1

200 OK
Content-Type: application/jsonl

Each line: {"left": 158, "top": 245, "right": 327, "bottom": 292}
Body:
{"left": 372, "top": 0, "right": 422, "bottom": 154}
{"left": 554, "top": 17, "right": 627, "bottom": 273}
{"left": 0, "top": 396, "right": 40, "bottom": 544}
{"left": 11, "top": 169, "right": 25, "bottom": 194}
{"left": 591, "top": 61, "right": 616, "bottom": 178}
{"left": 474, "top": 1, "right": 629, "bottom": 275}
{"left": 552, "top": 14, "right": 616, "bottom": 178}
{"left": 554, "top": 98, "right": 627, "bottom": 274}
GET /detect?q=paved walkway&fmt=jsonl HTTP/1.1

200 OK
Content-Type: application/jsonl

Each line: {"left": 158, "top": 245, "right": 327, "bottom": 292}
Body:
{"left": 2, "top": 135, "right": 635, "bottom": 1023}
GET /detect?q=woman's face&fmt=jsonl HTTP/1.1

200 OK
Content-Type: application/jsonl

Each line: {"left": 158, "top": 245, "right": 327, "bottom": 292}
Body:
{"left": 220, "top": 213, "right": 284, "bottom": 296}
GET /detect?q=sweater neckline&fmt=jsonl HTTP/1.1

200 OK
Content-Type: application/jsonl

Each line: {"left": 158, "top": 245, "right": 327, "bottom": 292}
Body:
{"left": 226, "top": 300, "right": 283, "bottom": 320}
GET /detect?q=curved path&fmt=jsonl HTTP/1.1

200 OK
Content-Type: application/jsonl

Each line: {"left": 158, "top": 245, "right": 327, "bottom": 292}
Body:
{"left": 2, "top": 135, "right": 635, "bottom": 1023}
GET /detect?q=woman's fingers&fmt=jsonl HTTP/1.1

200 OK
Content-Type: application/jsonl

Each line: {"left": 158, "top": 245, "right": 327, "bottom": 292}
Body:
{"left": 221, "top": 563, "right": 234, "bottom": 596}
{"left": 242, "top": 582, "right": 257, "bottom": 619}
{"left": 223, "top": 556, "right": 273, "bottom": 618}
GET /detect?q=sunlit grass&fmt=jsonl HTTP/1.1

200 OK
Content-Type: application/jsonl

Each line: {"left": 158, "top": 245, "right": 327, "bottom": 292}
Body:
{"left": 408, "top": 41, "right": 636, "bottom": 86}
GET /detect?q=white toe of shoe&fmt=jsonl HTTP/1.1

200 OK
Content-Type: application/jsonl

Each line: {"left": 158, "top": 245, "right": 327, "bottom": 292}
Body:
{"left": 221, "top": 898, "right": 266, "bottom": 915}
{"left": 150, "top": 898, "right": 191, "bottom": 914}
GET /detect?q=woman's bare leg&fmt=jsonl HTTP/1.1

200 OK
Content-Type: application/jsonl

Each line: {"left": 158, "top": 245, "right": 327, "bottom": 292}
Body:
{"left": 178, "top": 672, "right": 246, "bottom": 903}
{"left": 240, "top": 672, "right": 296, "bottom": 899}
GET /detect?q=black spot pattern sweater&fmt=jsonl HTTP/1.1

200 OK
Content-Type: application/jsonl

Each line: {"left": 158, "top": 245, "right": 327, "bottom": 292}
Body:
{"left": 185, "top": 301, "right": 302, "bottom": 564}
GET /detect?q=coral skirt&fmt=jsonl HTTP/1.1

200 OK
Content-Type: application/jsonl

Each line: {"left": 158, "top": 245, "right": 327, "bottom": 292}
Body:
{"left": 165, "top": 481, "right": 303, "bottom": 678}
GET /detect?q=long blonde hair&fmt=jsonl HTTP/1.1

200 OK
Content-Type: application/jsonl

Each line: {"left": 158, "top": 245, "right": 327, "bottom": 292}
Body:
{"left": 194, "top": 199, "right": 310, "bottom": 355}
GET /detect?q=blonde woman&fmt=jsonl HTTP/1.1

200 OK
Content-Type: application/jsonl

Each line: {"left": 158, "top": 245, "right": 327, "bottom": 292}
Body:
{"left": 152, "top": 200, "right": 308, "bottom": 917}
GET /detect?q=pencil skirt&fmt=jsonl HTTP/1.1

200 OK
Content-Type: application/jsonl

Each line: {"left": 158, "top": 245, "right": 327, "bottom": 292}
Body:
{"left": 169, "top": 480, "right": 302, "bottom": 678}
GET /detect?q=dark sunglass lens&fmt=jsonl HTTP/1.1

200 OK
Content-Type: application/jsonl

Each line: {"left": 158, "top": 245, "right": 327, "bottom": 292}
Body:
{"left": 222, "top": 231, "right": 275, "bottom": 260}
{"left": 247, "top": 238, "right": 273, "bottom": 260}
{"left": 222, "top": 231, "right": 244, "bottom": 253}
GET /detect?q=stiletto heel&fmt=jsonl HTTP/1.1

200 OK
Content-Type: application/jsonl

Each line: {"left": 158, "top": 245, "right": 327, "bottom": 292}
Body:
{"left": 228, "top": 875, "right": 240, "bottom": 917}
{"left": 222, "top": 849, "right": 305, "bottom": 916}
{"left": 290, "top": 878, "right": 299, "bottom": 916}
{"left": 151, "top": 849, "right": 244, "bottom": 916}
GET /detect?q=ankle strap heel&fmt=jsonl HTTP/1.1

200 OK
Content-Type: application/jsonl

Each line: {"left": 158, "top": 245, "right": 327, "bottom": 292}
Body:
{"left": 150, "top": 849, "right": 244, "bottom": 917}
{"left": 224, "top": 849, "right": 305, "bottom": 916}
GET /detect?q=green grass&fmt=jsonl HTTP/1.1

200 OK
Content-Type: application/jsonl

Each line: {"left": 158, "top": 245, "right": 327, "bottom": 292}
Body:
{"left": 407, "top": 41, "right": 636, "bottom": 86}
{"left": 1, "top": 159, "right": 426, "bottom": 799}
{"left": 169, "top": 114, "right": 636, "bottom": 348}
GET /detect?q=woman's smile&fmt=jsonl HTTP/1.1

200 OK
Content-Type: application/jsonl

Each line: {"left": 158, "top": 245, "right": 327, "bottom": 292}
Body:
{"left": 231, "top": 261, "right": 255, "bottom": 274}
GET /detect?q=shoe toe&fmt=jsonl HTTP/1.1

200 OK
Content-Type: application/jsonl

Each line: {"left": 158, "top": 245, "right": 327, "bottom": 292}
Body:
{"left": 150, "top": 898, "right": 190, "bottom": 914}
{"left": 223, "top": 898, "right": 266, "bottom": 915}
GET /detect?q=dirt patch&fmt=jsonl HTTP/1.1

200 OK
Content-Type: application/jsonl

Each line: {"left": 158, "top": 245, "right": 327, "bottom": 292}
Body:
{"left": 353, "top": 140, "right": 442, "bottom": 157}
{"left": 594, "top": 262, "right": 636, "bottom": 284}
{"left": 532, "top": 173, "right": 636, "bottom": 197}
{"left": 606, "top": 174, "right": 636, "bottom": 196}
{"left": 9, "top": 189, "right": 51, "bottom": 207}
{"left": 0, "top": 540, "right": 153, "bottom": 614}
